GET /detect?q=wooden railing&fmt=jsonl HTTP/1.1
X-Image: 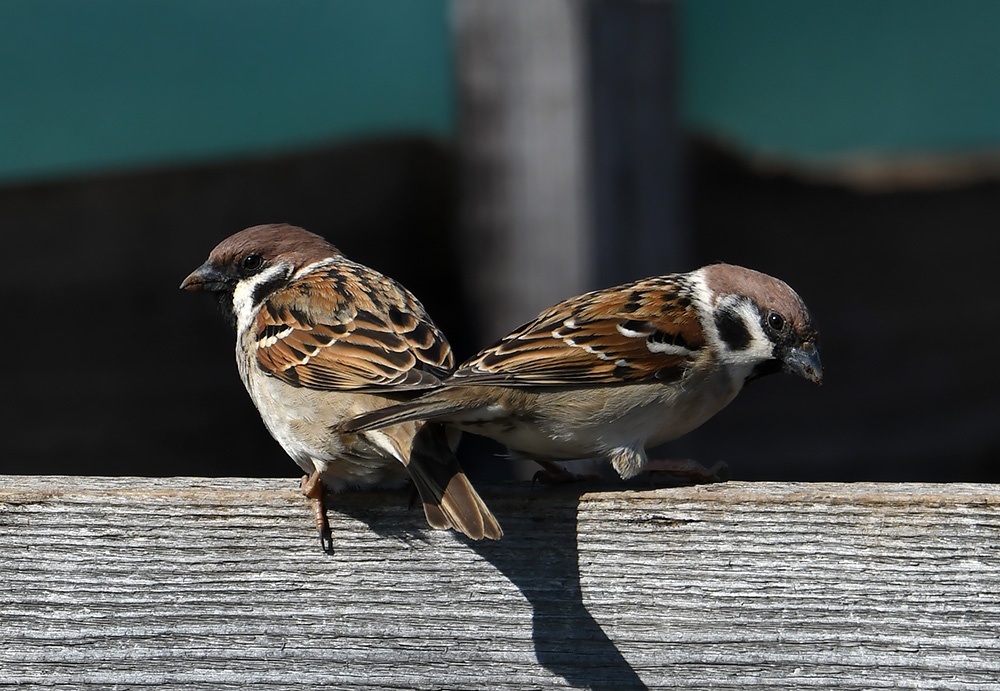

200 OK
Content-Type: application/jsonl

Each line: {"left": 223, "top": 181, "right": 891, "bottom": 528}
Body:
{"left": 1, "top": 476, "right": 997, "bottom": 689}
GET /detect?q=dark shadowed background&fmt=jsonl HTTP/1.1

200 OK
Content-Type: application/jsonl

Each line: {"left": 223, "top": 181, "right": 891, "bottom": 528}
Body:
{"left": 2, "top": 0, "right": 997, "bottom": 483}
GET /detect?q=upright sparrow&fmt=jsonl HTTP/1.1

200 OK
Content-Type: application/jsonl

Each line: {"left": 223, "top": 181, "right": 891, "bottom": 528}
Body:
{"left": 181, "top": 223, "right": 501, "bottom": 551}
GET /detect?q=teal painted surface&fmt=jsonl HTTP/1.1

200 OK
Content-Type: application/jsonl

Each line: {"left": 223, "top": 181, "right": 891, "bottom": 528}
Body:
{"left": 680, "top": 0, "right": 1000, "bottom": 159}
{"left": 0, "top": 0, "right": 452, "bottom": 182}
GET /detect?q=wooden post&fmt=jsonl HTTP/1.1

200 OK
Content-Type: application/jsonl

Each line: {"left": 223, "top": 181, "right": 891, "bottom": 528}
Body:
{"left": 453, "top": 0, "right": 591, "bottom": 343}
{"left": 2, "top": 476, "right": 998, "bottom": 688}
{"left": 453, "top": 0, "right": 689, "bottom": 347}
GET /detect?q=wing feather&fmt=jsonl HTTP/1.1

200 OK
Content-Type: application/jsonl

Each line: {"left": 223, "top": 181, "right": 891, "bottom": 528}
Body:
{"left": 253, "top": 261, "right": 453, "bottom": 391}
{"left": 452, "top": 276, "right": 704, "bottom": 386}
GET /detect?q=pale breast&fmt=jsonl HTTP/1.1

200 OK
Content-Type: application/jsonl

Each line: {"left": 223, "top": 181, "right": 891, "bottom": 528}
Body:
{"left": 236, "top": 337, "right": 411, "bottom": 490}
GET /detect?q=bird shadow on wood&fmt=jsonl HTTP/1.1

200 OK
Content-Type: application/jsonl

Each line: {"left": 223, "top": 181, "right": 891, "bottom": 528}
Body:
{"left": 328, "top": 482, "right": 647, "bottom": 690}
{"left": 470, "top": 483, "right": 649, "bottom": 691}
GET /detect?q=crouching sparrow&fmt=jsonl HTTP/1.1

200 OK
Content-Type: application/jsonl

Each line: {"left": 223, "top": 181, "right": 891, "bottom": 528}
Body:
{"left": 340, "top": 264, "right": 822, "bottom": 482}
{"left": 181, "top": 223, "right": 501, "bottom": 551}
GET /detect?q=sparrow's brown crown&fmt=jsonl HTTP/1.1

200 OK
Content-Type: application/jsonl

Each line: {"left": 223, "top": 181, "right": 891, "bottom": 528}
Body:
{"left": 701, "top": 263, "right": 818, "bottom": 347}
{"left": 180, "top": 224, "right": 341, "bottom": 295}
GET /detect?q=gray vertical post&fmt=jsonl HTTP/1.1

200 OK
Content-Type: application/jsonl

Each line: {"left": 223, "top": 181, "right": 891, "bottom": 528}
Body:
{"left": 453, "top": 0, "right": 591, "bottom": 344}
{"left": 453, "top": 0, "right": 687, "bottom": 476}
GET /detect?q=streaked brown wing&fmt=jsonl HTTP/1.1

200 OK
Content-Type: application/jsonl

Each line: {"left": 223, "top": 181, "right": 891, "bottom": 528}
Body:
{"left": 452, "top": 276, "right": 704, "bottom": 386}
{"left": 254, "top": 261, "right": 453, "bottom": 391}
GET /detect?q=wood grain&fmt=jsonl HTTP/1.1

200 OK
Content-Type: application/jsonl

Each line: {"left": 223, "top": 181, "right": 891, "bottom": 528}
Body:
{"left": 1, "top": 477, "right": 998, "bottom": 689}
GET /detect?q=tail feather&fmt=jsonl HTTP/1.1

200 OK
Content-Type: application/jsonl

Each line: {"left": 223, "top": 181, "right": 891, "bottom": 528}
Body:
{"left": 340, "top": 395, "right": 471, "bottom": 434}
{"left": 408, "top": 423, "right": 502, "bottom": 540}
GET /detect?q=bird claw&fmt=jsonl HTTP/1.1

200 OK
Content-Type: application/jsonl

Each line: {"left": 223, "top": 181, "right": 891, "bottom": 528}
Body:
{"left": 300, "top": 472, "right": 334, "bottom": 555}
{"left": 318, "top": 527, "right": 334, "bottom": 555}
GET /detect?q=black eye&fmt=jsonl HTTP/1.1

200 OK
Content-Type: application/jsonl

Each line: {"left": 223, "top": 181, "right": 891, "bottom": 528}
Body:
{"left": 242, "top": 254, "right": 263, "bottom": 272}
{"left": 766, "top": 311, "right": 786, "bottom": 332}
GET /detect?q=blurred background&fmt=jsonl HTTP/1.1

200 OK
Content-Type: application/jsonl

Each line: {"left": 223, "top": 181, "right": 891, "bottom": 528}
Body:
{"left": 2, "top": 0, "right": 997, "bottom": 483}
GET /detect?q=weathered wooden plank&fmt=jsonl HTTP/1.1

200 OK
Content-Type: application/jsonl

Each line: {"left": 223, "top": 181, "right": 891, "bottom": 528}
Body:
{"left": 1, "top": 477, "right": 998, "bottom": 689}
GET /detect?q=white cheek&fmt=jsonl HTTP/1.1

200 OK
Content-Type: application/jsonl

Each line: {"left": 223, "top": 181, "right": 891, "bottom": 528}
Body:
{"left": 232, "top": 263, "right": 289, "bottom": 335}
{"left": 690, "top": 272, "right": 775, "bottom": 380}
{"left": 717, "top": 298, "right": 774, "bottom": 371}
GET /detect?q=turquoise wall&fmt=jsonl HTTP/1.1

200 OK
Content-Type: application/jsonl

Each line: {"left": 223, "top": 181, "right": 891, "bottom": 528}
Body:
{"left": 0, "top": 0, "right": 452, "bottom": 183}
{"left": 680, "top": 0, "right": 1000, "bottom": 159}
{"left": 5, "top": 1, "right": 999, "bottom": 182}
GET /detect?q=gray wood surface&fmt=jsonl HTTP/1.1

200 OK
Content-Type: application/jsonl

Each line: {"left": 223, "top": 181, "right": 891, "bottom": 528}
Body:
{"left": 1, "top": 476, "right": 998, "bottom": 690}
{"left": 454, "top": 0, "right": 591, "bottom": 344}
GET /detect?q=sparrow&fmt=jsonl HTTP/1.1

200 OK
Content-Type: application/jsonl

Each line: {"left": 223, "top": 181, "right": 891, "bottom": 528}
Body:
{"left": 180, "top": 223, "right": 501, "bottom": 551}
{"left": 340, "top": 263, "right": 823, "bottom": 482}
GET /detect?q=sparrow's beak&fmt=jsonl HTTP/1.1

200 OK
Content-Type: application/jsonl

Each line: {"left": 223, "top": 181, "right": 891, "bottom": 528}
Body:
{"left": 180, "top": 262, "right": 227, "bottom": 293}
{"left": 782, "top": 342, "right": 823, "bottom": 385}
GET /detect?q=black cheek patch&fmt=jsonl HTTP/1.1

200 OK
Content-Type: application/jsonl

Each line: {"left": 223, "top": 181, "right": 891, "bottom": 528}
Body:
{"left": 714, "top": 309, "right": 751, "bottom": 351}
{"left": 250, "top": 274, "right": 290, "bottom": 310}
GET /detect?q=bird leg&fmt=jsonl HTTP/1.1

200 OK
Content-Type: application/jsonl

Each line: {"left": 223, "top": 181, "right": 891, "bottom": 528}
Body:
{"left": 299, "top": 471, "right": 334, "bottom": 554}
{"left": 645, "top": 458, "right": 730, "bottom": 484}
